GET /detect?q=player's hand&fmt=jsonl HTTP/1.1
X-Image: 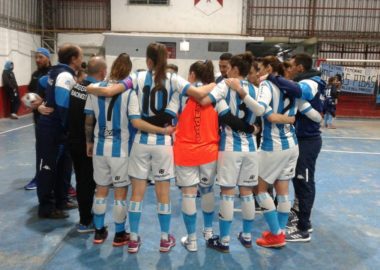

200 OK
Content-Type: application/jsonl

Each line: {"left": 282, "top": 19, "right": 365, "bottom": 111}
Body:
{"left": 86, "top": 143, "right": 94, "bottom": 157}
{"left": 164, "top": 125, "right": 176, "bottom": 135}
{"left": 38, "top": 103, "right": 54, "bottom": 115}
{"left": 30, "top": 95, "right": 43, "bottom": 110}
{"left": 286, "top": 116, "right": 296, "bottom": 124}
{"left": 225, "top": 78, "right": 241, "bottom": 90}
{"left": 253, "top": 124, "right": 261, "bottom": 135}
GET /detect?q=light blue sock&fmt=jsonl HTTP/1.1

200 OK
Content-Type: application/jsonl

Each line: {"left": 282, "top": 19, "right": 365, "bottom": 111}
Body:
{"left": 277, "top": 195, "right": 291, "bottom": 230}
{"left": 263, "top": 210, "right": 281, "bottom": 235}
{"left": 128, "top": 201, "right": 142, "bottom": 240}
{"left": 158, "top": 203, "right": 171, "bottom": 240}
{"left": 203, "top": 211, "right": 214, "bottom": 229}
{"left": 183, "top": 213, "right": 197, "bottom": 235}
{"left": 94, "top": 214, "right": 105, "bottom": 230}
{"left": 115, "top": 222, "right": 125, "bottom": 233}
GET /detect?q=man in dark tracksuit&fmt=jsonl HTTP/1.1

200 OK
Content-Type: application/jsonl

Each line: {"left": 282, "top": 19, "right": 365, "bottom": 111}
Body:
{"left": 286, "top": 53, "right": 326, "bottom": 242}
{"left": 24, "top": 48, "right": 52, "bottom": 190}
{"left": 37, "top": 44, "right": 83, "bottom": 219}
{"left": 2, "top": 61, "right": 20, "bottom": 119}
{"left": 68, "top": 56, "right": 107, "bottom": 231}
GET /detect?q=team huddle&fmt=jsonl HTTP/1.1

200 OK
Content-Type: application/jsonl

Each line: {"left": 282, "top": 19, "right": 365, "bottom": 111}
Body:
{"left": 35, "top": 42, "right": 325, "bottom": 254}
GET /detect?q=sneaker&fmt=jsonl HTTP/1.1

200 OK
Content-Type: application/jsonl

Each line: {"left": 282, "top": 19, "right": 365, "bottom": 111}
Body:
{"left": 24, "top": 179, "right": 37, "bottom": 190}
{"left": 10, "top": 113, "right": 18, "bottom": 119}
{"left": 286, "top": 228, "right": 311, "bottom": 242}
{"left": 68, "top": 186, "right": 77, "bottom": 197}
{"left": 93, "top": 227, "right": 108, "bottom": 244}
{"left": 181, "top": 235, "right": 198, "bottom": 252}
{"left": 77, "top": 222, "right": 95, "bottom": 233}
{"left": 286, "top": 209, "right": 299, "bottom": 228}
{"left": 128, "top": 237, "right": 141, "bottom": 253}
{"left": 256, "top": 232, "right": 286, "bottom": 248}
{"left": 160, "top": 234, "right": 176, "bottom": 253}
{"left": 207, "top": 235, "right": 229, "bottom": 253}
{"left": 113, "top": 231, "right": 130, "bottom": 247}
{"left": 238, "top": 232, "right": 252, "bottom": 248}
{"left": 38, "top": 209, "right": 69, "bottom": 219}
{"left": 203, "top": 229, "right": 213, "bottom": 241}
{"left": 63, "top": 198, "right": 78, "bottom": 210}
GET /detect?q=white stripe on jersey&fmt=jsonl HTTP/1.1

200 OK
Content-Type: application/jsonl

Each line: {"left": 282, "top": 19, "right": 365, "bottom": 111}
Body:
{"left": 130, "top": 71, "right": 190, "bottom": 146}
{"left": 258, "top": 80, "right": 297, "bottom": 152}
{"left": 209, "top": 80, "right": 257, "bottom": 152}
{"left": 84, "top": 82, "right": 132, "bottom": 158}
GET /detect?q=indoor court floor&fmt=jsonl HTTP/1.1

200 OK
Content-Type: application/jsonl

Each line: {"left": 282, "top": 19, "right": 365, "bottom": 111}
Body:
{"left": 0, "top": 115, "right": 379, "bottom": 270}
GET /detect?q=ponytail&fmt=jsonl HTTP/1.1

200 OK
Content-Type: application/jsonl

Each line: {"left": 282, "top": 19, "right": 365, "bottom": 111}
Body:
{"left": 189, "top": 60, "right": 215, "bottom": 84}
{"left": 262, "top": 56, "right": 285, "bottom": 76}
{"left": 146, "top": 43, "right": 168, "bottom": 88}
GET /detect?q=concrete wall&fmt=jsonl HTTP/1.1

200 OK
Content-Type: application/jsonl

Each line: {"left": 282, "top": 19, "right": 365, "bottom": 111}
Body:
{"left": 111, "top": 0, "right": 243, "bottom": 35}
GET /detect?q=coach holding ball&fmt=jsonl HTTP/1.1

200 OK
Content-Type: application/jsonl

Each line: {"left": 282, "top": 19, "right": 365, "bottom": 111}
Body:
{"left": 24, "top": 47, "right": 52, "bottom": 190}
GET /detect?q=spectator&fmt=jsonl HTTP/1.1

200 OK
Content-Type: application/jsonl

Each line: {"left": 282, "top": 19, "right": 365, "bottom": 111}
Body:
{"left": 2, "top": 61, "right": 20, "bottom": 119}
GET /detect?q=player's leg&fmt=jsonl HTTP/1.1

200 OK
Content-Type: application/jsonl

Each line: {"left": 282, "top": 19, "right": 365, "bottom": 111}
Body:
{"left": 198, "top": 161, "right": 217, "bottom": 240}
{"left": 152, "top": 145, "right": 176, "bottom": 252}
{"left": 92, "top": 156, "right": 110, "bottom": 244}
{"left": 207, "top": 152, "right": 238, "bottom": 253}
{"left": 176, "top": 166, "right": 199, "bottom": 252}
{"left": 127, "top": 144, "right": 150, "bottom": 253}
{"left": 111, "top": 157, "right": 130, "bottom": 247}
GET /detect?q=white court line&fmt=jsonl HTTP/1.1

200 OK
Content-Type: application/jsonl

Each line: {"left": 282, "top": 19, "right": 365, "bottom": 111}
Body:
{"left": 0, "top": 124, "right": 34, "bottom": 135}
{"left": 323, "top": 136, "right": 380, "bottom": 141}
{"left": 321, "top": 149, "right": 380, "bottom": 155}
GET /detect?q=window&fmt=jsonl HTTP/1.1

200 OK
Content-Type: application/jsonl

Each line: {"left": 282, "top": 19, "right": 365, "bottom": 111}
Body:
{"left": 129, "top": 0, "right": 169, "bottom": 5}
{"left": 158, "top": 42, "right": 176, "bottom": 59}
{"left": 208, "top": 41, "right": 229, "bottom": 52}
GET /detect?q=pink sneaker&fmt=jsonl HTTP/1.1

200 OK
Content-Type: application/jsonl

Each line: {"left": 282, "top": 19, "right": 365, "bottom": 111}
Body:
{"left": 128, "top": 237, "right": 141, "bottom": 253}
{"left": 159, "top": 234, "right": 176, "bottom": 252}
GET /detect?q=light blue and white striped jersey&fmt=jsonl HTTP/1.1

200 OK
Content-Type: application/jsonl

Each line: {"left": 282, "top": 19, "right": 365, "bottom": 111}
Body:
{"left": 84, "top": 81, "right": 136, "bottom": 158}
{"left": 128, "top": 71, "right": 190, "bottom": 146}
{"left": 208, "top": 80, "right": 258, "bottom": 152}
{"left": 258, "top": 80, "right": 298, "bottom": 152}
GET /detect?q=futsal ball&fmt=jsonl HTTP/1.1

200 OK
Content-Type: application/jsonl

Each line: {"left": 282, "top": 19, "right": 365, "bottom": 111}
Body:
{"left": 22, "top": 93, "right": 39, "bottom": 108}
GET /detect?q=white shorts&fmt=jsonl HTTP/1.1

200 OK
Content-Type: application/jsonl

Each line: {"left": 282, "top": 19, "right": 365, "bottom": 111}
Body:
{"left": 258, "top": 146, "right": 299, "bottom": 184}
{"left": 175, "top": 161, "right": 217, "bottom": 187}
{"left": 216, "top": 151, "right": 259, "bottom": 187}
{"left": 128, "top": 143, "right": 175, "bottom": 181}
{"left": 93, "top": 155, "right": 130, "bottom": 188}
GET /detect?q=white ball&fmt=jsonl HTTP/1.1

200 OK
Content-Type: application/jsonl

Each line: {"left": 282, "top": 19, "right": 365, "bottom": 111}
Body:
{"left": 22, "top": 93, "right": 38, "bottom": 108}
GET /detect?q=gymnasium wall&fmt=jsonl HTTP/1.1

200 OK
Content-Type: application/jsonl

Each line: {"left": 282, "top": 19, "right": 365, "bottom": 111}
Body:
{"left": 0, "top": 27, "right": 41, "bottom": 118}
{"left": 111, "top": 0, "right": 243, "bottom": 35}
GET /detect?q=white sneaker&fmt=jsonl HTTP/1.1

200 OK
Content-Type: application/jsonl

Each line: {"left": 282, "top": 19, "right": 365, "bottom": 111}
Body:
{"left": 10, "top": 113, "right": 18, "bottom": 119}
{"left": 181, "top": 235, "right": 197, "bottom": 252}
{"left": 203, "top": 229, "right": 213, "bottom": 241}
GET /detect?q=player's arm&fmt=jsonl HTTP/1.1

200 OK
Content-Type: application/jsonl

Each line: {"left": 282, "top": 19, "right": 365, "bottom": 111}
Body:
{"left": 184, "top": 82, "right": 216, "bottom": 102}
{"left": 84, "top": 114, "right": 95, "bottom": 157}
{"left": 297, "top": 99, "right": 322, "bottom": 123}
{"left": 217, "top": 100, "right": 256, "bottom": 133}
{"left": 225, "top": 78, "right": 266, "bottom": 116}
{"left": 263, "top": 106, "right": 295, "bottom": 124}
{"left": 266, "top": 74, "right": 302, "bottom": 98}
{"left": 131, "top": 119, "right": 175, "bottom": 135}
{"left": 86, "top": 83, "right": 125, "bottom": 97}
{"left": 128, "top": 90, "right": 174, "bottom": 134}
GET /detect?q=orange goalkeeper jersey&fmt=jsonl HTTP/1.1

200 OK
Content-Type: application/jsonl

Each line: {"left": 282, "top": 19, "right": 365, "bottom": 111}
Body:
{"left": 173, "top": 97, "right": 219, "bottom": 166}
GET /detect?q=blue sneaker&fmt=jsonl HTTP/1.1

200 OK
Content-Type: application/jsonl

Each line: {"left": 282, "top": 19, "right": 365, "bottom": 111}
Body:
{"left": 238, "top": 232, "right": 252, "bottom": 248}
{"left": 77, "top": 223, "right": 95, "bottom": 233}
{"left": 24, "top": 179, "right": 37, "bottom": 190}
{"left": 207, "top": 235, "right": 229, "bottom": 253}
